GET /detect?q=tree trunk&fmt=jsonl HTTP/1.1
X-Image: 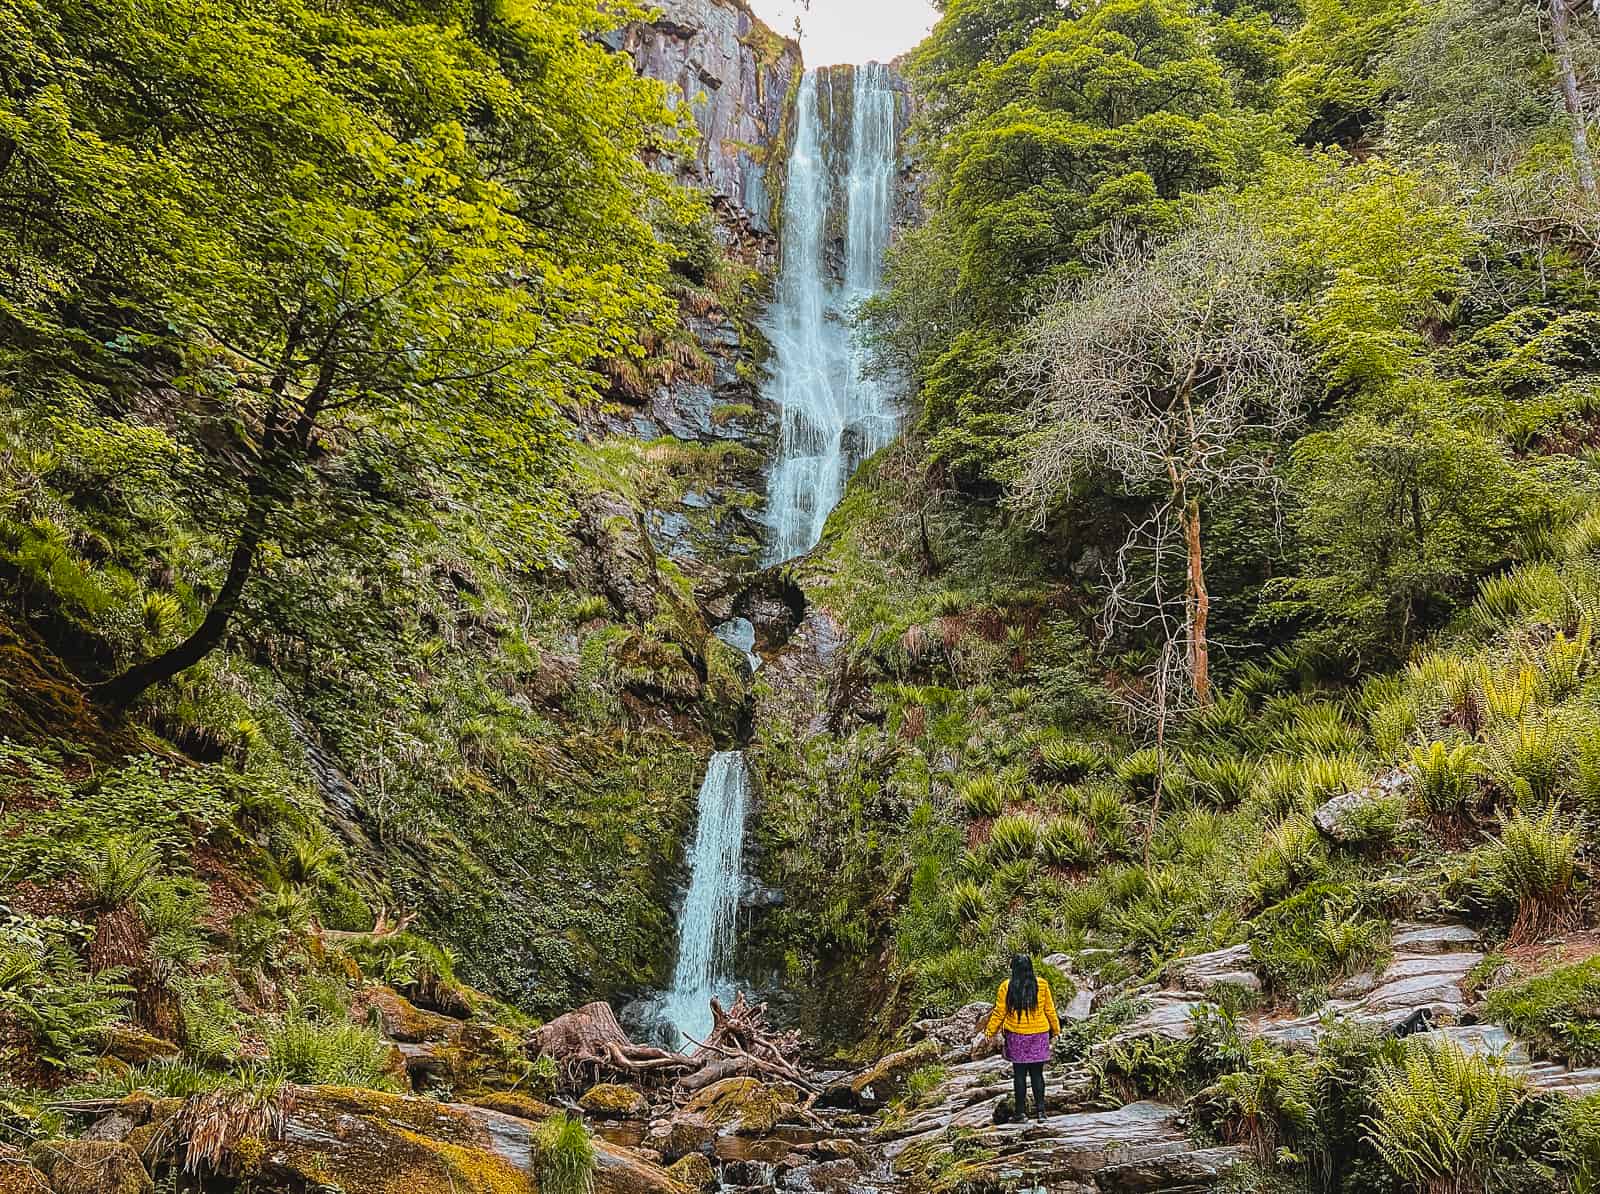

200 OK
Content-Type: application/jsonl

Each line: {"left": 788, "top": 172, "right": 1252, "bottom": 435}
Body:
{"left": 1183, "top": 495, "right": 1211, "bottom": 706}
{"left": 96, "top": 490, "right": 271, "bottom": 707}
{"left": 1550, "top": 0, "right": 1599, "bottom": 201}
{"left": 97, "top": 328, "right": 315, "bottom": 708}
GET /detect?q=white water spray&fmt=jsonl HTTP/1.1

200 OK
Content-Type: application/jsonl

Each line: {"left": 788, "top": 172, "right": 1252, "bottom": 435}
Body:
{"left": 764, "top": 64, "right": 902, "bottom": 563}
{"left": 662, "top": 751, "right": 752, "bottom": 1045}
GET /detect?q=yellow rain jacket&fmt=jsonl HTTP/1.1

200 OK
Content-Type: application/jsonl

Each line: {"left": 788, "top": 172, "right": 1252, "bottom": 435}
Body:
{"left": 984, "top": 978, "right": 1061, "bottom": 1037}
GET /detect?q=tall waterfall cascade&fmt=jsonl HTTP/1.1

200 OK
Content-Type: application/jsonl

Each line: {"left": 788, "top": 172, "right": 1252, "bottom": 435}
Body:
{"left": 661, "top": 751, "right": 752, "bottom": 1046}
{"left": 764, "top": 64, "right": 903, "bottom": 563}
{"left": 661, "top": 66, "right": 903, "bottom": 1047}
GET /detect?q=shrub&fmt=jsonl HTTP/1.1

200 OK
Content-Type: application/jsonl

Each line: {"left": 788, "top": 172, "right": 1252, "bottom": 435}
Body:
{"left": 1091, "top": 1032, "right": 1192, "bottom": 1103}
{"left": 1369, "top": 694, "right": 1419, "bottom": 760}
{"left": 1364, "top": 1038, "right": 1528, "bottom": 1194}
{"left": 1300, "top": 754, "right": 1368, "bottom": 806}
{"left": 1037, "top": 814, "right": 1096, "bottom": 869}
{"left": 0, "top": 916, "right": 128, "bottom": 1071}
{"left": 1276, "top": 704, "right": 1364, "bottom": 756}
{"left": 913, "top": 948, "right": 988, "bottom": 1011}
{"left": 1079, "top": 783, "right": 1136, "bottom": 858}
{"left": 1485, "top": 958, "right": 1600, "bottom": 1066}
{"left": 1486, "top": 715, "right": 1569, "bottom": 805}
{"left": 1478, "top": 805, "right": 1580, "bottom": 943}
{"left": 83, "top": 837, "right": 161, "bottom": 909}
{"left": 958, "top": 775, "right": 1013, "bottom": 819}
{"left": 1250, "top": 883, "right": 1384, "bottom": 994}
{"left": 1411, "top": 741, "right": 1481, "bottom": 816}
{"left": 1213, "top": 1040, "right": 1323, "bottom": 1166}
{"left": 1248, "top": 817, "right": 1327, "bottom": 902}
{"left": 1182, "top": 752, "right": 1257, "bottom": 808}
{"left": 1538, "top": 615, "right": 1591, "bottom": 703}
{"left": 1115, "top": 747, "right": 1164, "bottom": 799}
{"left": 1481, "top": 666, "right": 1540, "bottom": 727}
{"left": 1032, "top": 737, "right": 1106, "bottom": 783}
{"left": 946, "top": 880, "right": 988, "bottom": 926}
{"left": 264, "top": 1011, "right": 397, "bottom": 1090}
{"left": 985, "top": 814, "right": 1040, "bottom": 862}
{"left": 535, "top": 1113, "right": 596, "bottom": 1194}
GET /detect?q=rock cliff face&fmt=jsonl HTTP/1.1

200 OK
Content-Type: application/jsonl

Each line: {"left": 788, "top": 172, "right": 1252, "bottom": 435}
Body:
{"left": 622, "top": 0, "right": 803, "bottom": 247}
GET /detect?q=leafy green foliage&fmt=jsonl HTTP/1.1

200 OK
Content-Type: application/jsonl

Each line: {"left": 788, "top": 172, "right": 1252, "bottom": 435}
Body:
{"left": 263, "top": 1010, "right": 397, "bottom": 1091}
{"left": 1486, "top": 958, "right": 1600, "bottom": 1066}
{"left": 0, "top": 915, "right": 127, "bottom": 1071}
{"left": 1364, "top": 1037, "right": 1529, "bottom": 1194}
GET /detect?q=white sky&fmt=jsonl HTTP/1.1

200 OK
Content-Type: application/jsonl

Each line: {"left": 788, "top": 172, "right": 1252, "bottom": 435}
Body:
{"left": 748, "top": 0, "right": 938, "bottom": 66}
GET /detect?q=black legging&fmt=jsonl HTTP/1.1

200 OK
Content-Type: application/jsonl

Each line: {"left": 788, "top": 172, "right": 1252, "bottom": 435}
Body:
{"left": 1012, "top": 1062, "right": 1045, "bottom": 1118}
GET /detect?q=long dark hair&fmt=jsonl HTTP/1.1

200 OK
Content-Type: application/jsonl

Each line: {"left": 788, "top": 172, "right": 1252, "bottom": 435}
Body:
{"left": 1005, "top": 953, "right": 1038, "bottom": 1014}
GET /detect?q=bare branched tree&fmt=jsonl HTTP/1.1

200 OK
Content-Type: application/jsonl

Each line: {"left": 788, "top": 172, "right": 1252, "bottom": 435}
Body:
{"left": 1547, "top": 0, "right": 1599, "bottom": 201}
{"left": 1008, "top": 208, "right": 1308, "bottom": 708}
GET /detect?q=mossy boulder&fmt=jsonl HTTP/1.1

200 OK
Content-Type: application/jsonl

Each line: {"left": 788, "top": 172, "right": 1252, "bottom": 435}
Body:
{"left": 0, "top": 1150, "right": 50, "bottom": 1194}
{"left": 644, "top": 1111, "right": 716, "bottom": 1161}
{"left": 28, "top": 1140, "right": 151, "bottom": 1194}
{"left": 96, "top": 1026, "right": 179, "bottom": 1065}
{"left": 465, "top": 1092, "right": 560, "bottom": 1123}
{"left": 368, "top": 987, "right": 466, "bottom": 1044}
{"left": 681, "top": 1077, "right": 798, "bottom": 1135}
{"left": 666, "top": 1153, "right": 715, "bottom": 1192}
{"left": 259, "top": 1086, "right": 685, "bottom": 1194}
{"left": 849, "top": 1040, "right": 940, "bottom": 1106}
{"left": 683, "top": 1076, "right": 762, "bottom": 1123}
{"left": 580, "top": 1083, "right": 649, "bottom": 1119}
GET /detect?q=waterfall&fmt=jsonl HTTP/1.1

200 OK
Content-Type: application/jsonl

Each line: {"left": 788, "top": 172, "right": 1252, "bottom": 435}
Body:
{"left": 658, "top": 67, "right": 901, "bottom": 1048}
{"left": 763, "top": 64, "right": 902, "bottom": 563}
{"left": 662, "top": 751, "right": 752, "bottom": 1045}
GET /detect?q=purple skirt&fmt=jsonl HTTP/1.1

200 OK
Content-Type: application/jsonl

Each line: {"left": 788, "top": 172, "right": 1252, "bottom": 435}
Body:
{"left": 1003, "top": 1030, "right": 1052, "bottom": 1064}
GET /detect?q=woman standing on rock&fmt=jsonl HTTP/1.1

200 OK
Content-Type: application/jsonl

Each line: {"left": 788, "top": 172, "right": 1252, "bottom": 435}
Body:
{"left": 979, "top": 954, "right": 1060, "bottom": 1122}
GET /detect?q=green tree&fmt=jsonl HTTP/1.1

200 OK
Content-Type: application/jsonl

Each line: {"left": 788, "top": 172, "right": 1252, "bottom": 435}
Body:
{"left": 0, "top": 0, "right": 700, "bottom": 704}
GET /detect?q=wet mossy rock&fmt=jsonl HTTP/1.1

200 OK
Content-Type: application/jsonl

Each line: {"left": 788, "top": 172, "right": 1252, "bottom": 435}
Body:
{"left": 28, "top": 1140, "right": 151, "bottom": 1194}
{"left": 849, "top": 1040, "right": 940, "bottom": 1104}
{"left": 368, "top": 987, "right": 467, "bottom": 1044}
{"left": 665, "top": 1153, "right": 714, "bottom": 1193}
{"left": 579, "top": 1083, "right": 649, "bottom": 1119}
{"left": 683, "top": 1075, "right": 763, "bottom": 1122}
{"left": 701, "top": 633, "right": 753, "bottom": 745}
{"left": 258, "top": 1086, "right": 686, "bottom": 1194}
{"left": 96, "top": 1026, "right": 179, "bottom": 1065}
{"left": 680, "top": 1076, "right": 799, "bottom": 1134}
{"left": 0, "top": 1154, "right": 50, "bottom": 1194}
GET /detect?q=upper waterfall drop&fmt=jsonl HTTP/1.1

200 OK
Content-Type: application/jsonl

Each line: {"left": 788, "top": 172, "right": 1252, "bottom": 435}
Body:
{"left": 763, "top": 64, "right": 903, "bottom": 563}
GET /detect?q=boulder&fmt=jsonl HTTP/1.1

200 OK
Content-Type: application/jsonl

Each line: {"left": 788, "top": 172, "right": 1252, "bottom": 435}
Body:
{"left": 908, "top": 1001, "right": 991, "bottom": 1054}
{"left": 779, "top": 1157, "right": 861, "bottom": 1193}
{"left": 1168, "top": 945, "right": 1261, "bottom": 995}
{"left": 0, "top": 1158, "right": 50, "bottom": 1194}
{"left": 257, "top": 1086, "right": 685, "bottom": 1194}
{"left": 96, "top": 1026, "right": 179, "bottom": 1065}
{"left": 886, "top": 1100, "right": 1247, "bottom": 1192}
{"left": 1312, "top": 769, "right": 1411, "bottom": 844}
{"left": 28, "top": 1141, "right": 151, "bottom": 1194}
{"left": 665, "top": 1153, "right": 714, "bottom": 1192}
{"left": 580, "top": 1084, "right": 650, "bottom": 1119}
{"left": 368, "top": 988, "right": 465, "bottom": 1044}
{"left": 645, "top": 1111, "right": 716, "bottom": 1161}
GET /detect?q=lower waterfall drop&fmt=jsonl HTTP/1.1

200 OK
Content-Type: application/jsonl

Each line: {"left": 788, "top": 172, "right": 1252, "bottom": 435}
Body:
{"left": 662, "top": 750, "right": 752, "bottom": 1046}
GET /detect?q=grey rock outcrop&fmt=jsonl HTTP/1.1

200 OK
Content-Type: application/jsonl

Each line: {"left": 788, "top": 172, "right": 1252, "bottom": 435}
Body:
{"left": 623, "top": 0, "right": 802, "bottom": 240}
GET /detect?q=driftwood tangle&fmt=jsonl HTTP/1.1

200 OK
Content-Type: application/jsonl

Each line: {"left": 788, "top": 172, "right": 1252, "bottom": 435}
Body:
{"left": 534, "top": 994, "right": 813, "bottom": 1094}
